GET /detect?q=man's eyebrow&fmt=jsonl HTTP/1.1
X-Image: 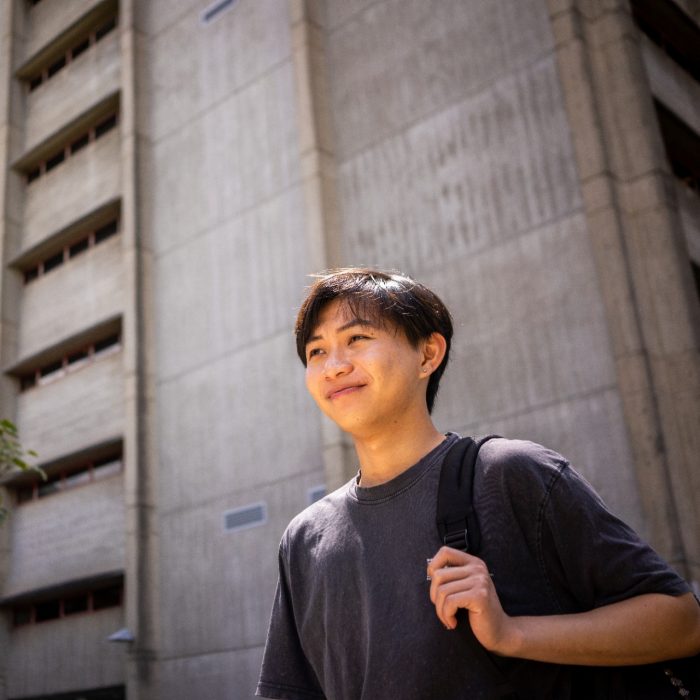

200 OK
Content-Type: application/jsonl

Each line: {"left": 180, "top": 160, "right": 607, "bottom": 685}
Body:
{"left": 305, "top": 318, "right": 379, "bottom": 346}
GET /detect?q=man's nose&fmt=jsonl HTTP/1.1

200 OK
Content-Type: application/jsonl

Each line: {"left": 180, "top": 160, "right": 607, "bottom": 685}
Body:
{"left": 323, "top": 349, "right": 352, "bottom": 378}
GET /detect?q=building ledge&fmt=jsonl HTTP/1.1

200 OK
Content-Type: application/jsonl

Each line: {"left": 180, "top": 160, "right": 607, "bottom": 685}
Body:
{"left": 3, "top": 314, "right": 122, "bottom": 378}
{"left": 15, "top": 0, "right": 119, "bottom": 81}
{"left": 11, "top": 91, "right": 120, "bottom": 174}
{"left": 0, "top": 570, "right": 123, "bottom": 606}
{"left": 8, "top": 199, "right": 121, "bottom": 270}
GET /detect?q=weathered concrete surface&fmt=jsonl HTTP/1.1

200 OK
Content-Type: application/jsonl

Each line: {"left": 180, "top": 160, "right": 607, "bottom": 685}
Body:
{"left": 3, "top": 476, "right": 125, "bottom": 596}
{"left": 16, "top": 354, "right": 124, "bottom": 464}
{"left": 137, "top": 1, "right": 322, "bottom": 696}
{"left": 2, "top": 0, "right": 700, "bottom": 698}
{"left": 18, "top": 236, "right": 124, "bottom": 359}
{"left": 21, "top": 0, "right": 103, "bottom": 62}
{"left": 322, "top": 0, "right": 644, "bottom": 527}
{"left": 547, "top": 0, "right": 700, "bottom": 582}
{"left": 24, "top": 31, "right": 121, "bottom": 152}
{"left": 6, "top": 607, "right": 125, "bottom": 698}
{"left": 23, "top": 131, "right": 121, "bottom": 250}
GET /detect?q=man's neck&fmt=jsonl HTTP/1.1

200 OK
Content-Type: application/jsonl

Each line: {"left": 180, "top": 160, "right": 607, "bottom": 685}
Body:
{"left": 353, "top": 420, "right": 446, "bottom": 487}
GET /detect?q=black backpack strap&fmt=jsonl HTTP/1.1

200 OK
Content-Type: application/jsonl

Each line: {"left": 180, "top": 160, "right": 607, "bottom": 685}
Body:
{"left": 437, "top": 435, "right": 499, "bottom": 554}
{"left": 437, "top": 435, "right": 517, "bottom": 700}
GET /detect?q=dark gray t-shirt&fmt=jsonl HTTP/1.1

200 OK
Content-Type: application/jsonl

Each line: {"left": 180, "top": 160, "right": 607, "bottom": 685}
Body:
{"left": 256, "top": 436, "right": 690, "bottom": 700}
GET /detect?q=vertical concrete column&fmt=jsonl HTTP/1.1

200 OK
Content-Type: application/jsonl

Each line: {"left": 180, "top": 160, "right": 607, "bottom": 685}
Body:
{"left": 289, "top": 0, "right": 356, "bottom": 488}
{"left": 0, "top": 0, "right": 23, "bottom": 423}
{"left": 120, "top": 1, "right": 160, "bottom": 697}
{"left": 548, "top": 0, "right": 700, "bottom": 585}
{"left": 0, "top": 1, "right": 19, "bottom": 696}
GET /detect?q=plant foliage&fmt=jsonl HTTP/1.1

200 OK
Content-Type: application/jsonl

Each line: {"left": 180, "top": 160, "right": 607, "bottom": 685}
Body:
{"left": 0, "top": 419, "right": 43, "bottom": 525}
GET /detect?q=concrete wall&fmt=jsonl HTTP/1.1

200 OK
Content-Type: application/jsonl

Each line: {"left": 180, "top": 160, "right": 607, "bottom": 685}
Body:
{"left": 23, "top": 130, "right": 121, "bottom": 250}
{"left": 1, "top": 1, "right": 128, "bottom": 699}
{"left": 6, "top": 606, "right": 125, "bottom": 698}
{"left": 18, "top": 235, "right": 124, "bottom": 358}
{"left": 21, "top": 0, "right": 104, "bottom": 61}
{"left": 135, "top": 0, "right": 324, "bottom": 696}
{"left": 0, "top": 3, "right": 19, "bottom": 694}
{"left": 16, "top": 353, "right": 124, "bottom": 464}
{"left": 3, "top": 475, "right": 125, "bottom": 595}
{"left": 318, "top": 0, "right": 644, "bottom": 526}
{"left": 24, "top": 30, "right": 121, "bottom": 152}
{"left": 548, "top": 0, "right": 700, "bottom": 580}
{"left": 2, "top": 0, "right": 699, "bottom": 698}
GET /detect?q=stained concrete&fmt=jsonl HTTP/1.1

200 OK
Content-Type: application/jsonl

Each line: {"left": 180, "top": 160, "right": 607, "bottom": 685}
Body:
{"left": 2, "top": 0, "right": 699, "bottom": 698}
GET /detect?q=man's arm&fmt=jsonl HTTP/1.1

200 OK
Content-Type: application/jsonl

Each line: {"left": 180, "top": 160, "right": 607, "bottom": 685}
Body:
{"left": 428, "top": 546, "right": 700, "bottom": 666}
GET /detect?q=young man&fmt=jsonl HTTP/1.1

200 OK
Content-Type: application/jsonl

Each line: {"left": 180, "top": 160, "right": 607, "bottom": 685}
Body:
{"left": 256, "top": 268, "right": 700, "bottom": 699}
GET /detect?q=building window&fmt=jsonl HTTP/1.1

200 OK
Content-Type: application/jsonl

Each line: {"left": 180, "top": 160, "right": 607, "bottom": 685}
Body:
{"left": 7, "top": 685, "right": 125, "bottom": 700}
{"left": 692, "top": 262, "right": 700, "bottom": 306}
{"left": 654, "top": 101, "right": 700, "bottom": 194}
{"left": 17, "top": 333, "right": 122, "bottom": 392}
{"left": 630, "top": 0, "right": 700, "bottom": 83}
{"left": 22, "top": 216, "right": 120, "bottom": 284}
{"left": 11, "top": 584, "right": 123, "bottom": 627}
{"left": 16, "top": 448, "right": 123, "bottom": 504}
{"left": 23, "top": 113, "right": 119, "bottom": 185}
{"left": 25, "top": 13, "right": 118, "bottom": 93}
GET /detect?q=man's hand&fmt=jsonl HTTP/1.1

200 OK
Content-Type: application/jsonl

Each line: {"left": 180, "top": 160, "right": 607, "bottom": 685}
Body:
{"left": 427, "top": 546, "right": 519, "bottom": 655}
{"left": 428, "top": 546, "right": 700, "bottom": 666}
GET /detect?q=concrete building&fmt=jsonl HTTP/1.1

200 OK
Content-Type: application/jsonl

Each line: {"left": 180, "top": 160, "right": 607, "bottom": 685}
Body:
{"left": 0, "top": 0, "right": 698, "bottom": 698}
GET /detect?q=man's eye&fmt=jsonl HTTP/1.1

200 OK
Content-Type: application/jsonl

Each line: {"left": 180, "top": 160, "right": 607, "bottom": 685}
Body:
{"left": 307, "top": 348, "right": 323, "bottom": 359}
{"left": 349, "top": 334, "right": 369, "bottom": 343}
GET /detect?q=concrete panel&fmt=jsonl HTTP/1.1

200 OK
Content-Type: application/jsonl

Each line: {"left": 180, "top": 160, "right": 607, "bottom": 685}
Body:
{"left": 18, "top": 236, "right": 124, "bottom": 360}
{"left": 153, "top": 186, "right": 308, "bottom": 379}
{"left": 338, "top": 55, "right": 581, "bottom": 271}
{"left": 326, "top": 0, "right": 555, "bottom": 159}
{"left": 158, "top": 645, "right": 262, "bottom": 700}
{"left": 4, "top": 155, "right": 25, "bottom": 224}
{"left": 157, "top": 472, "right": 323, "bottom": 659}
{"left": 322, "top": 0, "right": 375, "bottom": 30}
{"left": 143, "top": 60, "right": 299, "bottom": 256}
{"left": 156, "top": 330, "right": 322, "bottom": 511}
{"left": 24, "top": 32, "right": 121, "bottom": 152}
{"left": 15, "top": 353, "right": 124, "bottom": 464}
{"left": 6, "top": 607, "right": 125, "bottom": 698}
{"left": 423, "top": 213, "right": 617, "bottom": 440}
{"left": 3, "top": 476, "right": 125, "bottom": 596}
{"left": 139, "top": 0, "right": 291, "bottom": 140}
{"left": 23, "top": 0, "right": 102, "bottom": 60}
{"left": 135, "top": 0, "right": 199, "bottom": 36}
{"left": 22, "top": 131, "right": 121, "bottom": 251}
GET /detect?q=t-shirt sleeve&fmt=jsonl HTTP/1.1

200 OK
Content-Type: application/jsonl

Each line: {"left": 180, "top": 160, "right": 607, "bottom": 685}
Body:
{"left": 539, "top": 459, "right": 690, "bottom": 611}
{"left": 256, "top": 544, "right": 325, "bottom": 700}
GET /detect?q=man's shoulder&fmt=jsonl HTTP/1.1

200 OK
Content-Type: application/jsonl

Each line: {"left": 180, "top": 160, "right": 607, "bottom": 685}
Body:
{"left": 281, "top": 480, "right": 352, "bottom": 551}
{"left": 475, "top": 436, "right": 570, "bottom": 493}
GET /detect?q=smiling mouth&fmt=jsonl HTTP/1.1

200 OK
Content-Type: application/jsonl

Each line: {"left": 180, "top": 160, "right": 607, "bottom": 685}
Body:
{"left": 327, "top": 385, "right": 365, "bottom": 400}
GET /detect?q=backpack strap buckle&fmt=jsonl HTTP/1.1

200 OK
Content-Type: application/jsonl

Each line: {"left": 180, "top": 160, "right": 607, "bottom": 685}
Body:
{"left": 443, "top": 523, "right": 469, "bottom": 552}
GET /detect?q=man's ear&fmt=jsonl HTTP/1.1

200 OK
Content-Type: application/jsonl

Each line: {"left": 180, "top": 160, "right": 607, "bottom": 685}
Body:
{"left": 420, "top": 333, "right": 447, "bottom": 375}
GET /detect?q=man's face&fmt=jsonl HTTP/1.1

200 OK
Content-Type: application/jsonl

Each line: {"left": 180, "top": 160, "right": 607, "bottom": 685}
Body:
{"left": 304, "top": 299, "right": 428, "bottom": 436}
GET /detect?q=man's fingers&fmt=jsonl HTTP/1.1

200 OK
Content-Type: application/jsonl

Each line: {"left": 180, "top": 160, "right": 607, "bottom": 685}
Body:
{"left": 433, "top": 572, "right": 494, "bottom": 628}
{"left": 427, "top": 548, "right": 496, "bottom": 630}
{"left": 426, "top": 546, "right": 474, "bottom": 578}
{"left": 429, "top": 563, "right": 478, "bottom": 602}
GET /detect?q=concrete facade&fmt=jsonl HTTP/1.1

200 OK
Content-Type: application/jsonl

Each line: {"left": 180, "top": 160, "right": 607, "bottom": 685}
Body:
{"left": 0, "top": 1, "right": 698, "bottom": 698}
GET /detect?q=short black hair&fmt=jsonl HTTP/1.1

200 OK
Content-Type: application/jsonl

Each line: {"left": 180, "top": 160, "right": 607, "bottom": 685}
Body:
{"left": 295, "top": 268, "right": 453, "bottom": 413}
